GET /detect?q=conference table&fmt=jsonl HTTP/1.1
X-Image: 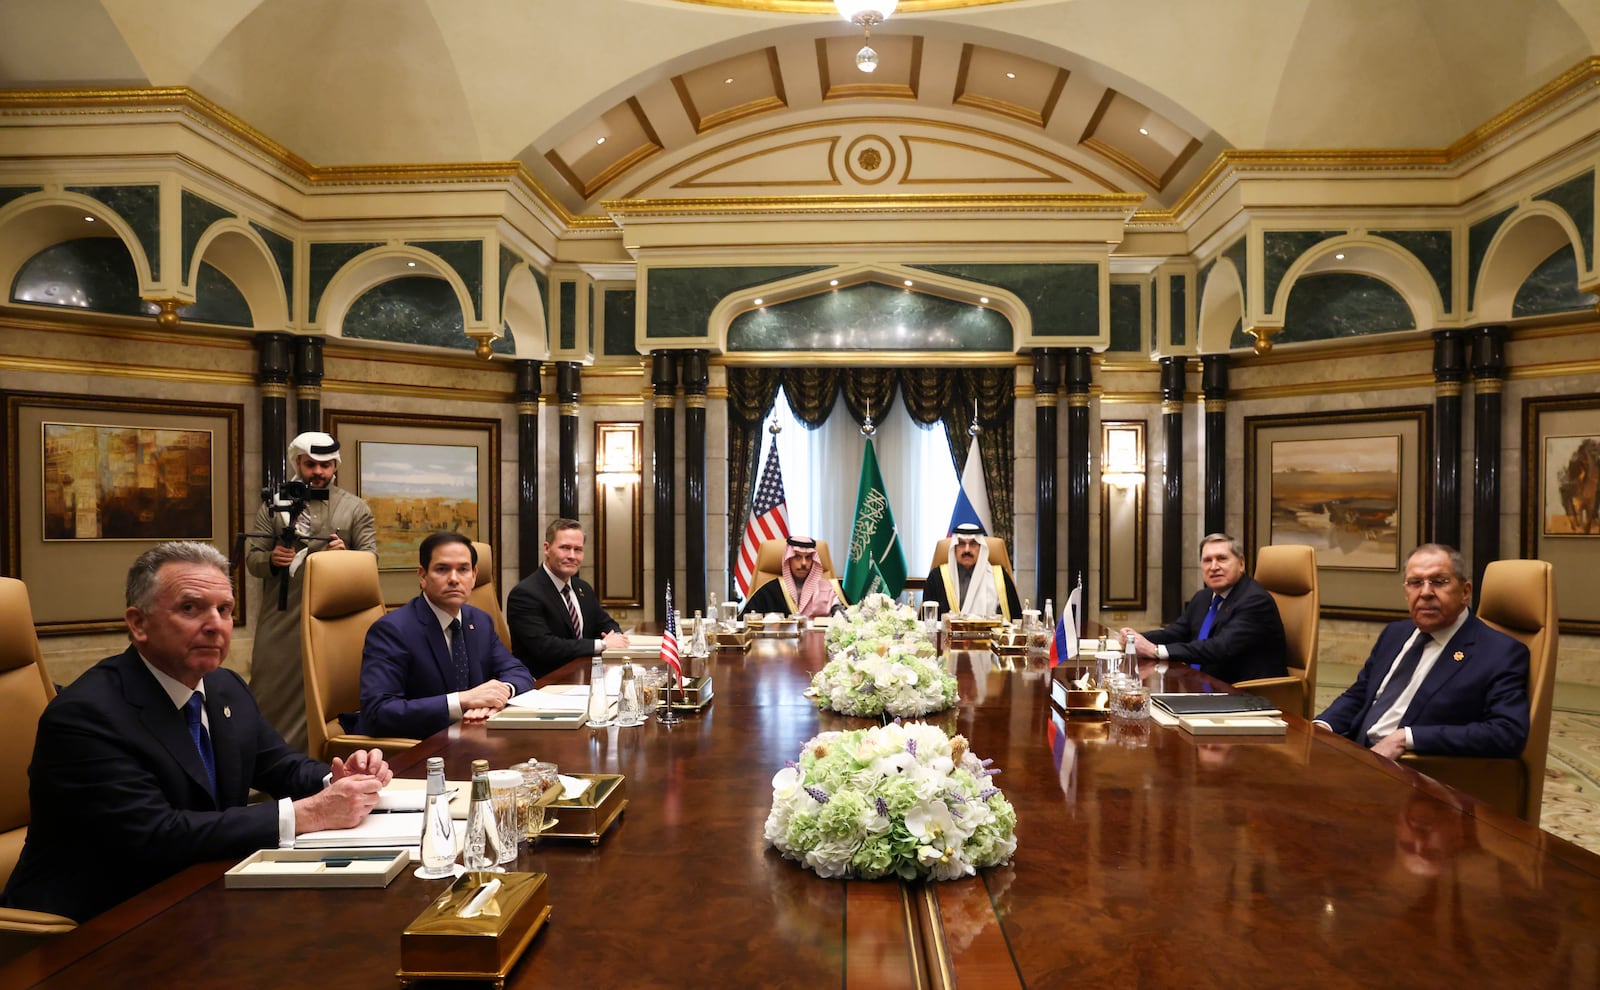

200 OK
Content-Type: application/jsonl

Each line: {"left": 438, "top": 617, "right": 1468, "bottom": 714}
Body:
{"left": 6, "top": 635, "right": 1599, "bottom": 988}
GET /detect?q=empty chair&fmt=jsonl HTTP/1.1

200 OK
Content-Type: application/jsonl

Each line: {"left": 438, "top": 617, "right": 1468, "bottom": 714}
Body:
{"left": 467, "top": 541, "right": 512, "bottom": 650}
{"left": 1235, "top": 544, "right": 1320, "bottom": 719}
{"left": 300, "top": 551, "right": 418, "bottom": 762}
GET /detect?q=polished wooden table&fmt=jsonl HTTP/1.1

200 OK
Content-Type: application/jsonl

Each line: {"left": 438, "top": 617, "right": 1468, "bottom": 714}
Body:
{"left": 6, "top": 639, "right": 1599, "bottom": 988}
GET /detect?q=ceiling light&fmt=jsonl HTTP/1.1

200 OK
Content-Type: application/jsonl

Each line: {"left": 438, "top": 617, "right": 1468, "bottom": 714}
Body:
{"left": 84, "top": 216, "right": 96, "bottom": 222}
{"left": 724, "top": 77, "right": 734, "bottom": 84}
{"left": 1138, "top": 127, "right": 1149, "bottom": 135}
{"left": 754, "top": 298, "right": 764, "bottom": 306}
{"left": 407, "top": 261, "right": 416, "bottom": 268}
{"left": 835, "top": 1, "right": 897, "bottom": 74}
{"left": 596, "top": 136, "right": 606, "bottom": 145}
{"left": 903, "top": 280, "right": 913, "bottom": 287}
{"left": 1006, "top": 72, "right": 1016, "bottom": 79}
{"left": 1335, "top": 253, "right": 1345, "bottom": 260}
{"left": 830, "top": 279, "right": 839, "bottom": 286}
{"left": 980, "top": 297, "right": 989, "bottom": 304}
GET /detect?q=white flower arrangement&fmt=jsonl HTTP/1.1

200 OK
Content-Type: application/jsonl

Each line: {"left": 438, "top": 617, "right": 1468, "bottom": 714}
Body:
{"left": 815, "top": 592, "right": 955, "bottom": 717}
{"left": 765, "top": 722, "right": 1018, "bottom": 881}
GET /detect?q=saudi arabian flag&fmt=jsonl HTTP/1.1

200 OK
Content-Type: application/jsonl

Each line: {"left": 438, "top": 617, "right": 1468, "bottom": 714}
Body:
{"left": 843, "top": 439, "right": 908, "bottom": 602}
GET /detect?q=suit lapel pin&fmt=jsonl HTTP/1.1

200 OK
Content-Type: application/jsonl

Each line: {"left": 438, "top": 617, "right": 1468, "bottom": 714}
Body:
{"left": 1453, "top": 651, "right": 1465, "bottom": 662}
{"left": 223, "top": 705, "right": 232, "bottom": 718}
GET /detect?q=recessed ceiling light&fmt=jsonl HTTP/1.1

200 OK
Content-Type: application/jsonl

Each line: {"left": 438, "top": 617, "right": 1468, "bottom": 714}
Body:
{"left": 407, "top": 261, "right": 416, "bottom": 268}
{"left": 1335, "top": 253, "right": 1345, "bottom": 260}
{"left": 754, "top": 298, "right": 763, "bottom": 306}
{"left": 1005, "top": 72, "right": 1016, "bottom": 79}
{"left": 1138, "top": 127, "right": 1149, "bottom": 136}
{"left": 724, "top": 77, "right": 734, "bottom": 84}
{"left": 84, "top": 216, "right": 96, "bottom": 222}
{"left": 596, "top": 136, "right": 606, "bottom": 145}
{"left": 903, "top": 280, "right": 913, "bottom": 287}
{"left": 830, "top": 279, "right": 839, "bottom": 286}
{"left": 979, "top": 297, "right": 990, "bottom": 304}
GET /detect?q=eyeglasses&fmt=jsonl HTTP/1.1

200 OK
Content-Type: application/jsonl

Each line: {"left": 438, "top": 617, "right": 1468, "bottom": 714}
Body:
{"left": 1402, "top": 576, "right": 1456, "bottom": 590}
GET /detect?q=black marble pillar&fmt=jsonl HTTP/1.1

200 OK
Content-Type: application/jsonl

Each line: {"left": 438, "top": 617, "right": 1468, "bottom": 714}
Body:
{"left": 682, "top": 350, "right": 709, "bottom": 612}
{"left": 1431, "top": 331, "right": 1467, "bottom": 549}
{"left": 1033, "top": 350, "right": 1061, "bottom": 608}
{"left": 1160, "top": 357, "right": 1187, "bottom": 619}
{"left": 255, "top": 333, "right": 292, "bottom": 494}
{"left": 1200, "top": 355, "right": 1228, "bottom": 537}
{"left": 1470, "top": 326, "right": 1508, "bottom": 596}
{"left": 292, "top": 336, "right": 324, "bottom": 438}
{"left": 557, "top": 362, "right": 581, "bottom": 522}
{"left": 652, "top": 351, "right": 680, "bottom": 622}
{"left": 515, "top": 360, "right": 542, "bottom": 577}
{"left": 1064, "top": 349, "right": 1092, "bottom": 608}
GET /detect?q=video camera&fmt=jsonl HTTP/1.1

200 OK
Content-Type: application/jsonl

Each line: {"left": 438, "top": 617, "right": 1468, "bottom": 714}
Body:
{"left": 259, "top": 479, "right": 330, "bottom": 547}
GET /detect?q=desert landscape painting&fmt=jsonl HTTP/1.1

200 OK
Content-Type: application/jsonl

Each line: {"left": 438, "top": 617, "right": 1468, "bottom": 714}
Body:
{"left": 1270, "top": 435, "right": 1399, "bottom": 569}
{"left": 358, "top": 441, "right": 480, "bottom": 569}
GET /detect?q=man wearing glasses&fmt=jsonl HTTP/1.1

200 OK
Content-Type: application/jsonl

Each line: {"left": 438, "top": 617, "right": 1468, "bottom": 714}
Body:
{"left": 1314, "top": 543, "right": 1529, "bottom": 760}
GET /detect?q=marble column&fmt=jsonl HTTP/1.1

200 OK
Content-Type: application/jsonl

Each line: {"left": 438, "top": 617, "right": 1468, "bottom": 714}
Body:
{"left": 652, "top": 351, "right": 680, "bottom": 622}
{"left": 1200, "top": 355, "right": 1228, "bottom": 537}
{"left": 515, "top": 360, "right": 542, "bottom": 576}
{"left": 1033, "top": 350, "right": 1062, "bottom": 607}
{"left": 683, "top": 350, "right": 709, "bottom": 612}
{"left": 1470, "top": 326, "right": 1508, "bottom": 594}
{"left": 1431, "top": 330, "right": 1467, "bottom": 549}
{"left": 557, "top": 362, "right": 581, "bottom": 522}
{"left": 292, "top": 336, "right": 324, "bottom": 438}
{"left": 1160, "top": 357, "right": 1187, "bottom": 618}
{"left": 1064, "top": 348, "right": 1092, "bottom": 606}
{"left": 255, "top": 333, "right": 291, "bottom": 493}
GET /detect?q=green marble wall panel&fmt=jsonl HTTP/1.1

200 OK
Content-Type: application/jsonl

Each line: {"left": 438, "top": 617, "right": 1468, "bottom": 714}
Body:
{"left": 1534, "top": 169, "right": 1595, "bottom": 268}
{"left": 184, "top": 262, "right": 252, "bottom": 327}
{"left": 1229, "top": 317, "right": 1247, "bottom": 350}
{"left": 498, "top": 245, "right": 521, "bottom": 303}
{"left": 1221, "top": 238, "right": 1249, "bottom": 312}
{"left": 1263, "top": 229, "right": 1343, "bottom": 312}
{"left": 727, "top": 282, "right": 1011, "bottom": 351}
{"left": 11, "top": 237, "right": 145, "bottom": 316}
{"left": 1468, "top": 206, "right": 1515, "bottom": 310}
{"left": 308, "top": 241, "right": 383, "bottom": 323}
{"left": 0, "top": 186, "right": 42, "bottom": 211}
{"left": 179, "top": 191, "right": 234, "bottom": 281}
{"left": 1109, "top": 282, "right": 1142, "bottom": 352}
{"left": 342, "top": 275, "right": 510, "bottom": 354}
{"left": 1279, "top": 272, "right": 1415, "bottom": 343}
{"left": 249, "top": 221, "right": 295, "bottom": 323}
{"left": 1169, "top": 273, "right": 1187, "bottom": 347}
{"left": 646, "top": 265, "right": 824, "bottom": 339}
{"left": 1513, "top": 244, "right": 1598, "bottom": 317}
{"left": 65, "top": 184, "right": 160, "bottom": 280}
{"left": 408, "top": 239, "right": 483, "bottom": 321}
{"left": 604, "top": 290, "right": 638, "bottom": 357}
{"left": 1373, "top": 229, "right": 1452, "bottom": 314}
{"left": 912, "top": 262, "right": 1098, "bottom": 336}
{"left": 590, "top": 283, "right": 597, "bottom": 353}
{"left": 559, "top": 281, "right": 576, "bottom": 350}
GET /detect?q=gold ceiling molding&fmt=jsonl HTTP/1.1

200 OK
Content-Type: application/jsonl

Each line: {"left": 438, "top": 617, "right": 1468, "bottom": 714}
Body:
{"left": 604, "top": 191, "right": 1145, "bottom": 219}
{"left": 667, "top": 1, "right": 1022, "bottom": 12}
{"left": 0, "top": 310, "right": 256, "bottom": 350}
{"left": 0, "top": 352, "right": 255, "bottom": 388}
{"left": 1231, "top": 372, "right": 1434, "bottom": 402}
{"left": 715, "top": 350, "right": 1027, "bottom": 366}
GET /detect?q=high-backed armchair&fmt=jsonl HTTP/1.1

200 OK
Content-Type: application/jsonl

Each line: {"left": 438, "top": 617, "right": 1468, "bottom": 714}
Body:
{"left": 1399, "top": 558, "right": 1558, "bottom": 825}
{"left": 927, "top": 536, "right": 1014, "bottom": 577}
{"left": 749, "top": 538, "right": 841, "bottom": 598}
{"left": 300, "top": 551, "right": 418, "bottom": 762}
{"left": 467, "top": 541, "right": 512, "bottom": 650}
{"left": 0, "top": 578, "right": 77, "bottom": 954}
{"left": 1235, "top": 544, "right": 1320, "bottom": 719}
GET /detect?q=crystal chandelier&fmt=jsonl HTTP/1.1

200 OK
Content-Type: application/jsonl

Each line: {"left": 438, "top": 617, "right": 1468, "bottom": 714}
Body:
{"left": 834, "top": 1, "right": 898, "bottom": 73}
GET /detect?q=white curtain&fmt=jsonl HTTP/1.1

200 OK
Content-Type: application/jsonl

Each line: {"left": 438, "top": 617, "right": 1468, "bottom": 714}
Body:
{"left": 764, "top": 386, "right": 959, "bottom": 586}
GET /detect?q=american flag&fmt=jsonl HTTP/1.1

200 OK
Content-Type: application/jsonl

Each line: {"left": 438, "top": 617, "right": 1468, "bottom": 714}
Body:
{"left": 735, "top": 444, "right": 790, "bottom": 597}
{"left": 660, "top": 582, "right": 683, "bottom": 688}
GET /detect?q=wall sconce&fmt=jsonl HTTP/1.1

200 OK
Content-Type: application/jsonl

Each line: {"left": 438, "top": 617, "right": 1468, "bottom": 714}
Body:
{"left": 594, "top": 422, "right": 643, "bottom": 607}
{"left": 596, "top": 422, "right": 641, "bottom": 482}
{"left": 1102, "top": 422, "right": 1146, "bottom": 488}
{"left": 1100, "top": 421, "right": 1147, "bottom": 611}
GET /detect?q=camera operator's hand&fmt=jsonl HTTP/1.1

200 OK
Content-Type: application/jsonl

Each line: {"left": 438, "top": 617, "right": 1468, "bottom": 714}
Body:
{"left": 270, "top": 544, "right": 296, "bottom": 568}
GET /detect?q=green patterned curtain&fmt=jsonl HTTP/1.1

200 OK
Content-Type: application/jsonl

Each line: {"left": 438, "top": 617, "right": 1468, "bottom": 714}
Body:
{"left": 838, "top": 368, "right": 899, "bottom": 427}
{"left": 777, "top": 367, "right": 841, "bottom": 427}
{"left": 725, "top": 366, "right": 782, "bottom": 590}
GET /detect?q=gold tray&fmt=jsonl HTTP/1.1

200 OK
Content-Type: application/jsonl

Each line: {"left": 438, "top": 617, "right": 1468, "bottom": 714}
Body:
{"left": 542, "top": 773, "right": 627, "bottom": 846}
{"left": 745, "top": 615, "right": 801, "bottom": 637}
{"left": 398, "top": 870, "right": 550, "bottom": 988}
{"left": 713, "top": 629, "right": 753, "bottom": 650}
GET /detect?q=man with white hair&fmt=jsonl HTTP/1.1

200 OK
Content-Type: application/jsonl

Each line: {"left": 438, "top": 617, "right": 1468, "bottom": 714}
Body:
{"left": 244, "top": 430, "right": 376, "bottom": 750}
{"left": 742, "top": 536, "right": 848, "bottom": 617}
{"left": 921, "top": 523, "right": 1021, "bottom": 620}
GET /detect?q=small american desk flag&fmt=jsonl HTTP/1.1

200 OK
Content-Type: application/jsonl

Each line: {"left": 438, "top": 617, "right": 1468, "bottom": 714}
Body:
{"left": 735, "top": 444, "right": 790, "bottom": 597}
{"left": 660, "top": 582, "right": 683, "bottom": 688}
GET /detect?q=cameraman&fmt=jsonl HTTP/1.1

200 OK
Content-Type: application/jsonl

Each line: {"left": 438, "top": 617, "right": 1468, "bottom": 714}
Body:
{"left": 245, "top": 431, "right": 376, "bottom": 751}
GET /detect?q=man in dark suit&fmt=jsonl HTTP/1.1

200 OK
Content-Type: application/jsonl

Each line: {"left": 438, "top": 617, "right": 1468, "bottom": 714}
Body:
{"left": 1315, "top": 544, "right": 1529, "bottom": 760}
{"left": 358, "top": 531, "right": 535, "bottom": 738}
{"left": 506, "top": 518, "right": 627, "bottom": 677}
{"left": 2, "top": 541, "right": 390, "bottom": 922}
{"left": 1120, "top": 533, "right": 1287, "bottom": 684}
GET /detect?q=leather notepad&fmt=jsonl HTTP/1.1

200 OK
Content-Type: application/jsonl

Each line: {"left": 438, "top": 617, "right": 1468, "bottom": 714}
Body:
{"left": 1152, "top": 693, "right": 1280, "bottom": 717}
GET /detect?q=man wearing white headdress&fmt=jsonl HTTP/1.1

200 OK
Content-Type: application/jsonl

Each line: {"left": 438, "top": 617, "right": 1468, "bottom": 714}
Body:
{"left": 742, "top": 536, "right": 848, "bottom": 617}
{"left": 245, "top": 431, "right": 377, "bottom": 750}
{"left": 922, "top": 523, "right": 1021, "bottom": 620}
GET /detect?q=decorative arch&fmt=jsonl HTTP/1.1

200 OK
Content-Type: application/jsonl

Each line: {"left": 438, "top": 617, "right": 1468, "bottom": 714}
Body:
{"left": 501, "top": 262, "right": 550, "bottom": 359}
{"left": 1196, "top": 258, "right": 1244, "bottom": 353}
{"left": 187, "top": 219, "right": 290, "bottom": 330}
{"left": 1270, "top": 234, "right": 1437, "bottom": 329}
{"left": 315, "top": 244, "right": 485, "bottom": 342}
{"left": 0, "top": 190, "right": 156, "bottom": 298}
{"left": 1476, "top": 204, "right": 1587, "bottom": 322}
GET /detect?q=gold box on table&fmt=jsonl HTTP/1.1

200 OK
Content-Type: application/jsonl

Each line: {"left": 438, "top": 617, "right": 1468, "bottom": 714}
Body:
{"left": 944, "top": 615, "right": 1003, "bottom": 649}
{"left": 542, "top": 773, "right": 628, "bottom": 846}
{"left": 745, "top": 615, "right": 801, "bottom": 638}
{"left": 1049, "top": 665, "right": 1109, "bottom": 716}
{"left": 398, "top": 871, "right": 550, "bottom": 988}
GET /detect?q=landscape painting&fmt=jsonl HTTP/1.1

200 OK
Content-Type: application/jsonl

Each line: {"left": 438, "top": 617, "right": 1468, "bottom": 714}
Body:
{"left": 358, "top": 441, "right": 480, "bottom": 570}
{"left": 1269, "top": 434, "right": 1399, "bottom": 569}
{"left": 1544, "top": 434, "right": 1599, "bottom": 537}
{"left": 41, "top": 422, "right": 213, "bottom": 540}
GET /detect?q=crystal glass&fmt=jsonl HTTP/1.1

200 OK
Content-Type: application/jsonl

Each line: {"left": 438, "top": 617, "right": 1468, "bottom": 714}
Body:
{"left": 920, "top": 599, "right": 939, "bottom": 638}
{"left": 487, "top": 770, "right": 522, "bottom": 865}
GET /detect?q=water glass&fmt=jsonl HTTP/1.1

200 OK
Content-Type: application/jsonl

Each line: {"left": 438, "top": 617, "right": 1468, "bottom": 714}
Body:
{"left": 920, "top": 600, "right": 940, "bottom": 638}
{"left": 1110, "top": 677, "right": 1150, "bottom": 721}
{"left": 486, "top": 770, "right": 523, "bottom": 864}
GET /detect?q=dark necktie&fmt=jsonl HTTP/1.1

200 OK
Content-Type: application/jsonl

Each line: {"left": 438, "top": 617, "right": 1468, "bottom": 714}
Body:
{"left": 1197, "top": 594, "right": 1222, "bottom": 640}
{"left": 448, "top": 618, "right": 471, "bottom": 691}
{"left": 1357, "top": 631, "right": 1433, "bottom": 742}
{"left": 183, "top": 692, "right": 217, "bottom": 797}
{"left": 563, "top": 585, "right": 582, "bottom": 638}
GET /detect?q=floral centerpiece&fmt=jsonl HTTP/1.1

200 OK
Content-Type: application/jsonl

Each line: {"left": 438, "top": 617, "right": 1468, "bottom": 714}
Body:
{"left": 814, "top": 593, "right": 956, "bottom": 717}
{"left": 765, "top": 721, "right": 1018, "bottom": 881}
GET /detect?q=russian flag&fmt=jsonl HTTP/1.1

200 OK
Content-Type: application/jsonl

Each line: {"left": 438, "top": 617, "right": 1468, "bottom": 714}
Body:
{"left": 1048, "top": 583, "right": 1081, "bottom": 667}
{"left": 947, "top": 439, "right": 993, "bottom": 535}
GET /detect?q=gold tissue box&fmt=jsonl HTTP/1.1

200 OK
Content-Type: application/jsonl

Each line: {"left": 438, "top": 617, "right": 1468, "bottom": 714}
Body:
{"left": 398, "top": 870, "right": 550, "bottom": 987}
{"left": 745, "top": 615, "right": 801, "bottom": 638}
{"left": 542, "top": 773, "right": 628, "bottom": 845}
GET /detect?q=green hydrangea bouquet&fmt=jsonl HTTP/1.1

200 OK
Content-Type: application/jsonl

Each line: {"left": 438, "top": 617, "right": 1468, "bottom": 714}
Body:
{"left": 814, "top": 592, "right": 956, "bottom": 717}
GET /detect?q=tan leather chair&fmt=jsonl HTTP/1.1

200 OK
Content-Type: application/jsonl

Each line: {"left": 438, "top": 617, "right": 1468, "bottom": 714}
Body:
{"left": 1399, "top": 558, "right": 1558, "bottom": 825}
{"left": 749, "top": 538, "right": 841, "bottom": 598}
{"left": 928, "top": 536, "right": 1014, "bottom": 578}
{"left": 1235, "top": 544, "right": 1319, "bottom": 719}
{"left": 467, "top": 541, "right": 512, "bottom": 650}
{"left": 301, "top": 551, "right": 418, "bottom": 762}
{"left": 0, "top": 578, "right": 77, "bottom": 954}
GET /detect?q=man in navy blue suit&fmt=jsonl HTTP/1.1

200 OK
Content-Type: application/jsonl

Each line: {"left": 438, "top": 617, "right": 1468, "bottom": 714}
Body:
{"left": 358, "top": 531, "right": 535, "bottom": 738}
{"left": 1315, "top": 544, "right": 1529, "bottom": 760}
